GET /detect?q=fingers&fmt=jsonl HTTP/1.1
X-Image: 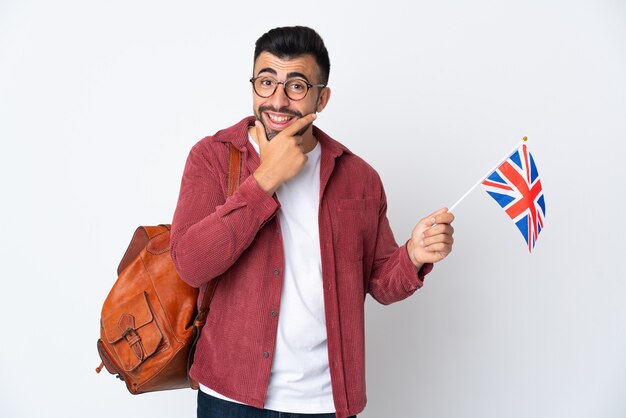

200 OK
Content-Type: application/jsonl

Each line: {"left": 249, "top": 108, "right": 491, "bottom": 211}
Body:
{"left": 255, "top": 120, "right": 269, "bottom": 147}
{"left": 255, "top": 121, "right": 269, "bottom": 155}
{"left": 420, "top": 224, "right": 453, "bottom": 251}
{"left": 423, "top": 223, "right": 454, "bottom": 238}
{"left": 281, "top": 113, "right": 317, "bottom": 137}
{"left": 428, "top": 207, "right": 449, "bottom": 218}
{"left": 423, "top": 208, "right": 455, "bottom": 227}
{"left": 422, "top": 243, "right": 453, "bottom": 258}
{"left": 419, "top": 207, "right": 454, "bottom": 249}
{"left": 410, "top": 208, "right": 456, "bottom": 265}
{"left": 422, "top": 231, "right": 454, "bottom": 248}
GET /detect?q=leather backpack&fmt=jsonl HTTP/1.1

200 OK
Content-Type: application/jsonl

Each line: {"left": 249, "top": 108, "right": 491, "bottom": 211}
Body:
{"left": 96, "top": 144, "right": 241, "bottom": 394}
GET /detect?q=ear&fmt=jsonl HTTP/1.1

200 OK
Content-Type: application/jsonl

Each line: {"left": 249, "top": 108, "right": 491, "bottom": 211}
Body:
{"left": 315, "top": 87, "right": 331, "bottom": 113}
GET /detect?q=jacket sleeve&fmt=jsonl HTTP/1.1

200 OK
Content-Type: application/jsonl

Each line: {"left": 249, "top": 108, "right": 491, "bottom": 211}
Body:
{"left": 170, "top": 142, "right": 280, "bottom": 288}
{"left": 367, "top": 185, "right": 433, "bottom": 305}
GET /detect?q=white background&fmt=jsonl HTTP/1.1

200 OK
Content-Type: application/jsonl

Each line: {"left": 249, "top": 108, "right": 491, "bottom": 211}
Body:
{"left": 1, "top": 1, "right": 625, "bottom": 417}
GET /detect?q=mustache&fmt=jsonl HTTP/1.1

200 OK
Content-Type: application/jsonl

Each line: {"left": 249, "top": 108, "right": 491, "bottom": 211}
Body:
{"left": 258, "top": 106, "right": 303, "bottom": 118}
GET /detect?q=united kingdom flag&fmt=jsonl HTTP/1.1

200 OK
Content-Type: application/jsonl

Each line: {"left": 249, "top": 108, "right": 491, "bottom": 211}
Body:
{"left": 481, "top": 143, "right": 546, "bottom": 252}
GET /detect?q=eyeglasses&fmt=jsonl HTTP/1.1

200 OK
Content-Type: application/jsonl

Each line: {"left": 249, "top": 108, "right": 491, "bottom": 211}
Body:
{"left": 250, "top": 76, "right": 326, "bottom": 101}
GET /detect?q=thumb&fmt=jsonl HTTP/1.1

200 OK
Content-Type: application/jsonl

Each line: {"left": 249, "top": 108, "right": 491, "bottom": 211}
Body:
{"left": 426, "top": 207, "right": 448, "bottom": 223}
{"left": 430, "top": 207, "right": 449, "bottom": 217}
{"left": 255, "top": 120, "right": 270, "bottom": 149}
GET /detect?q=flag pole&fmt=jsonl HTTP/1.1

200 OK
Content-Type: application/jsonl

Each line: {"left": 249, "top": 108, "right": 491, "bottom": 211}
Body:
{"left": 447, "top": 137, "right": 528, "bottom": 213}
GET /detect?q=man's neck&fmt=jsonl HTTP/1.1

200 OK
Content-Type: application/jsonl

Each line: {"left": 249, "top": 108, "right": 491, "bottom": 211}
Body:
{"left": 300, "top": 131, "right": 318, "bottom": 153}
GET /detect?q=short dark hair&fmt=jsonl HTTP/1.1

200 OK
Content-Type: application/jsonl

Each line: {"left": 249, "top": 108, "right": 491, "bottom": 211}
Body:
{"left": 254, "top": 26, "right": 330, "bottom": 85}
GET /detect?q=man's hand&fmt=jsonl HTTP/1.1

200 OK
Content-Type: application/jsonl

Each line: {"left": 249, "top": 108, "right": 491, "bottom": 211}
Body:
{"left": 252, "top": 113, "right": 317, "bottom": 195}
{"left": 407, "top": 208, "right": 455, "bottom": 268}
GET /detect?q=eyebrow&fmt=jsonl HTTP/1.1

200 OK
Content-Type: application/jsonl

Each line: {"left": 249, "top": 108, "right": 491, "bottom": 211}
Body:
{"left": 256, "top": 67, "right": 310, "bottom": 82}
{"left": 257, "top": 67, "right": 277, "bottom": 76}
{"left": 287, "top": 71, "right": 309, "bottom": 81}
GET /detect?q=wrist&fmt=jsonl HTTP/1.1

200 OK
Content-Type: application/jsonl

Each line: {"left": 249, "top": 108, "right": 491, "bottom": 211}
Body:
{"left": 406, "top": 239, "right": 424, "bottom": 270}
{"left": 253, "top": 167, "right": 281, "bottom": 196}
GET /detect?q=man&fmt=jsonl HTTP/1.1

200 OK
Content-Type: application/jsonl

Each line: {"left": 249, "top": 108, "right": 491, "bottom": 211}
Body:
{"left": 171, "top": 26, "right": 454, "bottom": 418}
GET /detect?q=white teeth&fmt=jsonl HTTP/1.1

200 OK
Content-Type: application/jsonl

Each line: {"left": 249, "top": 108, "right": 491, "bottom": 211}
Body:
{"left": 268, "top": 114, "right": 291, "bottom": 123}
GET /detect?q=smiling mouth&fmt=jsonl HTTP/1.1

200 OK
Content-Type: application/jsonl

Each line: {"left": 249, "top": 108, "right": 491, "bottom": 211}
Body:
{"left": 266, "top": 112, "right": 295, "bottom": 125}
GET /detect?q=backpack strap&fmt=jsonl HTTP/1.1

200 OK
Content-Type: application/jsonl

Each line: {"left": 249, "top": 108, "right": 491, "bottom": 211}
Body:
{"left": 196, "top": 143, "right": 241, "bottom": 319}
{"left": 227, "top": 142, "right": 242, "bottom": 197}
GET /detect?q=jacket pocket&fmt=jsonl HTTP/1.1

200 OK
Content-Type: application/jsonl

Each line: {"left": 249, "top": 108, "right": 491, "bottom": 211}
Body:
{"left": 329, "top": 198, "right": 379, "bottom": 262}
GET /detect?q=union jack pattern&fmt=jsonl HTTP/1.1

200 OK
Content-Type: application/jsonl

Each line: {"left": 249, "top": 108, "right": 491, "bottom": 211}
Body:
{"left": 481, "top": 143, "right": 546, "bottom": 252}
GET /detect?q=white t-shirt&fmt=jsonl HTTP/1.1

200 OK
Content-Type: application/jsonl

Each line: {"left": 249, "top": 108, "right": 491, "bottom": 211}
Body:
{"left": 201, "top": 136, "right": 334, "bottom": 413}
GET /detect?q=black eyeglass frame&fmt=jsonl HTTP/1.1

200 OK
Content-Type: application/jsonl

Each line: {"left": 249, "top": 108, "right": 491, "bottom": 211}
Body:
{"left": 249, "top": 76, "right": 326, "bottom": 101}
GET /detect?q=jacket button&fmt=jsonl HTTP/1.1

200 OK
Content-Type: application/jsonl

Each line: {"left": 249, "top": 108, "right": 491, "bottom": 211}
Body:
{"left": 262, "top": 351, "right": 269, "bottom": 358}
{"left": 271, "top": 311, "right": 277, "bottom": 317}
{"left": 273, "top": 268, "right": 280, "bottom": 276}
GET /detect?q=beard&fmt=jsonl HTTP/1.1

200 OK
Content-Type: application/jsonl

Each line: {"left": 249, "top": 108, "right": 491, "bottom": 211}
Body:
{"left": 254, "top": 105, "right": 310, "bottom": 140}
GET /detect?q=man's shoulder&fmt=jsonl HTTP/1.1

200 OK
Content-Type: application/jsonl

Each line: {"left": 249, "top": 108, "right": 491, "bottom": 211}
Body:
{"left": 316, "top": 129, "right": 378, "bottom": 176}
{"left": 187, "top": 117, "right": 253, "bottom": 161}
{"left": 182, "top": 117, "right": 253, "bottom": 176}
{"left": 338, "top": 146, "right": 377, "bottom": 172}
{"left": 194, "top": 117, "right": 254, "bottom": 151}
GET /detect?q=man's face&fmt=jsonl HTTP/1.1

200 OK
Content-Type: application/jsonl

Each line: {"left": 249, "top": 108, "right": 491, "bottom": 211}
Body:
{"left": 252, "top": 52, "right": 330, "bottom": 140}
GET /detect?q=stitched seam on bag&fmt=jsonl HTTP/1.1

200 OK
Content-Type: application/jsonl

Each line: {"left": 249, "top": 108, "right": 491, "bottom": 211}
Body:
{"left": 139, "top": 254, "right": 181, "bottom": 347}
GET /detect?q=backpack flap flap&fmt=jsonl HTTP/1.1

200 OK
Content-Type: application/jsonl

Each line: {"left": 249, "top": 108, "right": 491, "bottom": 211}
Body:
{"left": 117, "top": 225, "right": 170, "bottom": 275}
{"left": 117, "top": 227, "right": 149, "bottom": 276}
{"left": 102, "top": 292, "right": 163, "bottom": 371}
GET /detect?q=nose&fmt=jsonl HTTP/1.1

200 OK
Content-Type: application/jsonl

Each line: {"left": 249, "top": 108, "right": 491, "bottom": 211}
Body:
{"left": 267, "top": 83, "right": 291, "bottom": 109}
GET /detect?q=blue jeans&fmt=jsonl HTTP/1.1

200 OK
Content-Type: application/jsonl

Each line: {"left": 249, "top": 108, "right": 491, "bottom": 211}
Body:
{"left": 197, "top": 391, "right": 356, "bottom": 418}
